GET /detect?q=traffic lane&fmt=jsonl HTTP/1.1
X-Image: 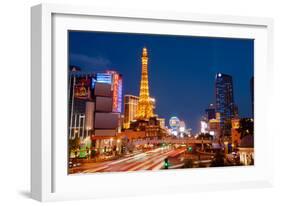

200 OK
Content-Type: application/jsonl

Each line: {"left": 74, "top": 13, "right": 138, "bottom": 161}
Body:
{"left": 69, "top": 148, "right": 164, "bottom": 173}
{"left": 73, "top": 148, "right": 185, "bottom": 173}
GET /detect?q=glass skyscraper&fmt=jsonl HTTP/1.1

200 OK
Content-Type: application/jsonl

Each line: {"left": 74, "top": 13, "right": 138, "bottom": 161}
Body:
{"left": 215, "top": 73, "right": 237, "bottom": 131}
{"left": 205, "top": 103, "right": 216, "bottom": 120}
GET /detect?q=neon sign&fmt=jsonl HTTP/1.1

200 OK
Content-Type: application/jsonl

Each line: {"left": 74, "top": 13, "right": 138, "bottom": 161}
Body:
{"left": 117, "top": 78, "right": 122, "bottom": 113}
{"left": 112, "top": 74, "right": 119, "bottom": 112}
{"left": 96, "top": 73, "right": 112, "bottom": 84}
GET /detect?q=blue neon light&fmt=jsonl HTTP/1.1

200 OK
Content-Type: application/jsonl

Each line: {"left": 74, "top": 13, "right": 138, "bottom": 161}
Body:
{"left": 96, "top": 73, "right": 112, "bottom": 84}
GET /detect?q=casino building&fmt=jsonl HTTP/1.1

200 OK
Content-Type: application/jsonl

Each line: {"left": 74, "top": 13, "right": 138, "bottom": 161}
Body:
{"left": 68, "top": 68, "right": 123, "bottom": 158}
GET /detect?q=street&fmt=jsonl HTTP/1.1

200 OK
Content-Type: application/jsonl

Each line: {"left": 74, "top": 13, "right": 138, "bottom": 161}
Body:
{"left": 69, "top": 147, "right": 187, "bottom": 174}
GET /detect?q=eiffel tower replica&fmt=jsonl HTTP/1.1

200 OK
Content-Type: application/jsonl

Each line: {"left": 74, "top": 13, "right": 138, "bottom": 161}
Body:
{"left": 129, "top": 48, "right": 164, "bottom": 138}
{"left": 135, "top": 47, "right": 154, "bottom": 120}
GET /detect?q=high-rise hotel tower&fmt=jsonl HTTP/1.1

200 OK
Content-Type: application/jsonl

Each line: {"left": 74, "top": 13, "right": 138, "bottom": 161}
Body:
{"left": 215, "top": 73, "right": 237, "bottom": 129}
{"left": 123, "top": 95, "right": 139, "bottom": 129}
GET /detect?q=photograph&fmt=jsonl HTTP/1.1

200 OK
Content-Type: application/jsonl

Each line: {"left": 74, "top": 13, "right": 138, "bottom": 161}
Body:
{"left": 67, "top": 31, "right": 254, "bottom": 174}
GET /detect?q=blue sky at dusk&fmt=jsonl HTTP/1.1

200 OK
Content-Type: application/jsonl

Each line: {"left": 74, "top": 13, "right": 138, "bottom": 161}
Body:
{"left": 69, "top": 31, "right": 254, "bottom": 133}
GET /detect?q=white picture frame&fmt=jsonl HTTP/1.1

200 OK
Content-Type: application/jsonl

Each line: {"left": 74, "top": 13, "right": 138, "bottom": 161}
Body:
{"left": 31, "top": 3, "right": 274, "bottom": 202}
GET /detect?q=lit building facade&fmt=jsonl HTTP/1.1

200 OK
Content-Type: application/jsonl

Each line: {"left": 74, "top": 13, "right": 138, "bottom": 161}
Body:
{"left": 200, "top": 120, "right": 208, "bottom": 134}
{"left": 68, "top": 69, "right": 95, "bottom": 140}
{"left": 215, "top": 73, "right": 238, "bottom": 134}
{"left": 238, "top": 135, "right": 254, "bottom": 165}
{"left": 158, "top": 118, "right": 166, "bottom": 129}
{"left": 209, "top": 113, "right": 221, "bottom": 139}
{"left": 69, "top": 113, "right": 86, "bottom": 139}
{"left": 150, "top": 97, "right": 156, "bottom": 110}
{"left": 85, "top": 101, "right": 95, "bottom": 136}
{"left": 123, "top": 95, "right": 139, "bottom": 129}
{"left": 231, "top": 118, "right": 241, "bottom": 146}
{"left": 179, "top": 120, "right": 186, "bottom": 138}
{"left": 93, "top": 82, "right": 121, "bottom": 155}
{"left": 96, "top": 71, "right": 123, "bottom": 113}
{"left": 68, "top": 69, "right": 123, "bottom": 121}
{"left": 205, "top": 103, "right": 216, "bottom": 120}
{"left": 68, "top": 67, "right": 123, "bottom": 157}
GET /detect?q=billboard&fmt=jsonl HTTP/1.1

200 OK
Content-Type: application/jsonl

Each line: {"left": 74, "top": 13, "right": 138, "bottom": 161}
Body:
{"left": 74, "top": 77, "right": 91, "bottom": 99}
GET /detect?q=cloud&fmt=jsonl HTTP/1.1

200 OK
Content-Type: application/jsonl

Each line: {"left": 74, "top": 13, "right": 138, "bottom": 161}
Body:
{"left": 70, "top": 53, "right": 111, "bottom": 70}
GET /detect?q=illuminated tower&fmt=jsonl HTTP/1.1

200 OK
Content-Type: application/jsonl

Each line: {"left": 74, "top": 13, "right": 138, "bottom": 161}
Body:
{"left": 215, "top": 73, "right": 235, "bottom": 126}
{"left": 135, "top": 47, "right": 154, "bottom": 119}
